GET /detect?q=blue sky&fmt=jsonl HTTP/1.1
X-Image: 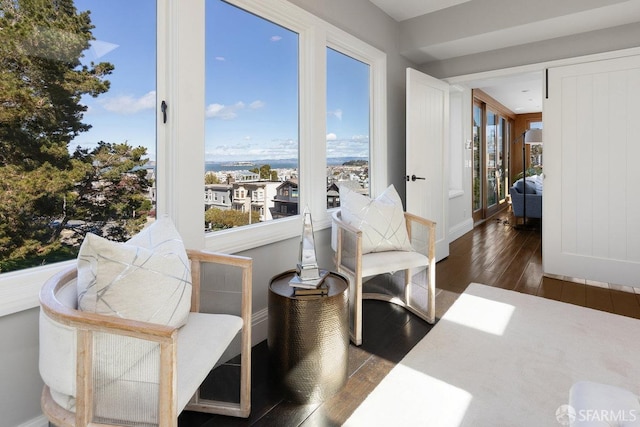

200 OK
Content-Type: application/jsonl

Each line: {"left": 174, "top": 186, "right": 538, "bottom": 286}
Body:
{"left": 72, "top": 0, "right": 370, "bottom": 163}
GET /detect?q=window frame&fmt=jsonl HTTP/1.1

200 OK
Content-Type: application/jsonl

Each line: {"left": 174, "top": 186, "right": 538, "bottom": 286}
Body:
{"left": 195, "top": 0, "right": 387, "bottom": 254}
{"left": 0, "top": 0, "right": 387, "bottom": 316}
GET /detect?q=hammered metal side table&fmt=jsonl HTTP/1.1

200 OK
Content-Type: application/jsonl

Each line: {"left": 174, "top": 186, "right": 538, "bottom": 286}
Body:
{"left": 268, "top": 269, "right": 349, "bottom": 403}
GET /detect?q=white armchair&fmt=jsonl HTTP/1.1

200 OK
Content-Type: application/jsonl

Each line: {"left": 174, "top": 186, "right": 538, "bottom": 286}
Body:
{"left": 331, "top": 209, "right": 436, "bottom": 345}
{"left": 39, "top": 220, "right": 252, "bottom": 427}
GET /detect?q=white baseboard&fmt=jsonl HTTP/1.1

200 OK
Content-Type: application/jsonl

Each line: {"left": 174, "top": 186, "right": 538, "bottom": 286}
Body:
{"left": 449, "top": 218, "right": 473, "bottom": 243}
{"left": 252, "top": 307, "right": 268, "bottom": 345}
{"left": 17, "top": 415, "right": 48, "bottom": 427}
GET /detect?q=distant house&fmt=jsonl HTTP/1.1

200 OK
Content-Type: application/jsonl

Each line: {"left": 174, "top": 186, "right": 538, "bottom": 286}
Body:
{"left": 326, "top": 183, "right": 340, "bottom": 209}
{"left": 234, "top": 170, "right": 260, "bottom": 182}
{"left": 232, "top": 181, "right": 278, "bottom": 222}
{"left": 327, "top": 180, "right": 368, "bottom": 209}
{"left": 271, "top": 179, "right": 299, "bottom": 219}
{"left": 204, "top": 183, "right": 233, "bottom": 211}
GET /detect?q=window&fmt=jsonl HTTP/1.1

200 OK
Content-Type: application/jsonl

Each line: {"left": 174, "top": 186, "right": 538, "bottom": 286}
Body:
{"left": 472, "top": 103, "right": 483, "bottom": 212}
{"left": 528, "top": 121, "right": 543, "bottom": 173}
{"left": 205, "top": 0, "right": 299, "bottom": 231}
{"left": 0, "top": 0, "right": 156, "bottom": 274}
{"left": 1, "top": 0, "right": 387, "bottom": 315}
{"left": 193, "top": 0, "right": 387, "bottom": 254}
{"left": 326, "top": 47, "right": 371, "bottom": 205}
{"left": 472, "top": 91, "right": 514, "bottom": 222}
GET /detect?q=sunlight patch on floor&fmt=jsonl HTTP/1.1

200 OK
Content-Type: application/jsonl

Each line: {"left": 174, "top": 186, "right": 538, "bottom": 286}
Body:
{"left": 443, "top": 292, "right": 514, "bottom": 336}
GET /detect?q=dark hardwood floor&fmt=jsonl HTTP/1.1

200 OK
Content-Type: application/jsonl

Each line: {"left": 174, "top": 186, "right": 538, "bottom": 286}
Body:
{"left": 179, "top": 210, "right": 640, "bottom": 427}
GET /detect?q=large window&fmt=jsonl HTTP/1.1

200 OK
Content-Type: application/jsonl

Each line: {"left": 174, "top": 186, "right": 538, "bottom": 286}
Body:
{"left": 1, "top": 0, "right": 387, "bottom": 315}
{"left": 472, "top": 103, "right": 482, "bottom": 212}
{"left": 528, "top": 121, "right": 543, "bottom": 173}
{"left": 0, "top": 0, "right": 156, "bottom": 274}
{"left": 472, "top": 91, "right": 513, "bottom": 222}
{"left": 205, "top": 0, "right": 299, "bottom": 230}
{"left": 326, "top": 47, "right": 370, "bottom": 206}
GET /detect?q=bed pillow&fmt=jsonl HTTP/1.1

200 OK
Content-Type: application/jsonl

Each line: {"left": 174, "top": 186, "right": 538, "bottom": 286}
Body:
{"left": 76, "top": 215, "right": 192, "bottom": 328}
{"left": 340, "top": 184, "right": 413, "bottom": 254}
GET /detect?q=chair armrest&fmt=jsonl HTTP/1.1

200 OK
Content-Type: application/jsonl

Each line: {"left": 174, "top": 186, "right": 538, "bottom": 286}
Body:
{"left": 40, "top": 267, "right": 177, "bottom": 342}
{"left": 404, "top": 212, "right": 436, "bottom": 261}
{"left": 331, "top": 211, "right": 363, "bottom": 276}
{"left": 185, "top": 249, "right": 252, "bottom": 418}
{"left": 186, "top": 249, "right": 252, "bottom": 319}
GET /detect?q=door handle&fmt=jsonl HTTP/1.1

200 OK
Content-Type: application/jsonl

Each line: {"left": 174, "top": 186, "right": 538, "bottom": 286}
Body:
{"left": 407, "top": 174, "right": 426, "bottom": 182}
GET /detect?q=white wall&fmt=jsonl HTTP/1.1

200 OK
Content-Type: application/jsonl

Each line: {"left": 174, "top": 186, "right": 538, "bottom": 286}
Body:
{"left": 447, "top": 86, "right": 474, "bottom": 242}
{"left": 0, "top": 308, "right": 43, "bottom": 427}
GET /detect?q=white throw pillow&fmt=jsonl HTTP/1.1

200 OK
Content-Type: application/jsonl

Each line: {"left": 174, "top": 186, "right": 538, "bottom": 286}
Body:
{"left": 340, "top": 184, "right": 413, "bottom": 254}
{"left": 77, "top": 215, "right": 192, "bottom": 328}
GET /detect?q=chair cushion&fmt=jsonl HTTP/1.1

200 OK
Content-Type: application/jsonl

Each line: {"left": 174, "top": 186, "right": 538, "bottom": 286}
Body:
{"left": 361, "top": 250, "right": 429, "bottom": 278}
{"left": 76, "top": 214, "right": 192, "bottom": 328}
{"left": 339, "top": 184, "right": 413, "bottom": 254}
{"left": 177, "top": 312, "right": 243, "bottom": 412}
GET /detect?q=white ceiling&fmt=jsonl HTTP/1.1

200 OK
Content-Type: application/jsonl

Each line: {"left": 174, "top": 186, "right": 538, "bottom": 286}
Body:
{"left": 368, "top": 0, "right": 471, "bottom": 22}
{"left": 368, "top": 0, "right": 640, "bottom": 113}
{"left": 467, "top": 71, "right": 544, "bottom": 114}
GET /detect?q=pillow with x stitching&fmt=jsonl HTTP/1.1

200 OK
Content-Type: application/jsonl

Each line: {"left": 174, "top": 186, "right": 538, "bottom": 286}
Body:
{"left": 339, "top": 184, "right": 413, "bottom": 254}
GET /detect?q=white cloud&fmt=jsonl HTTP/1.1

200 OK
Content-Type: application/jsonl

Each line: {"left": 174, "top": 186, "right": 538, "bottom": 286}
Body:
{"left": 249, "top": 100, "right": 265, "bottom": 109}
{"left": 205, "top": 101, "right": 245, "bottom": 120}
{"left": 326, "top": 134, "right": 370, "bottom": 158}
{"left": 351, "top": 134, "right": 369, "bottom": 142}
{"left": 328, "top": 109, "right": 343, "bottom": 120}
{"left": 100, "top": 91, "right": 156, "bottom": 114}
{"left": 270, "top": 36, "right": 282, "bottom": 42}
{"left": 326, "top": 133, "right": 337, "bottom": 141}
{"left": 215, "top": 56, "right": 226, "bottom": 61}
{"left": 206, "top": 138, "right": 299, "bottom": 160}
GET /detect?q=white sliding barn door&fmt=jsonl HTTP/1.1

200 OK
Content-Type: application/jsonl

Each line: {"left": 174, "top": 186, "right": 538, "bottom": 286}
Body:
{"left": 544, "top": 55, "right": 640, "bottom": 287}
{"left": 406, "top": 68, "right": 449, "bottom": 261}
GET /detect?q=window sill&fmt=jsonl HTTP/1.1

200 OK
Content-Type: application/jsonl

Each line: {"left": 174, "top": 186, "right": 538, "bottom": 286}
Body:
{"left": 0, "top": 214, "right": 334, "bottom": 317}
{"left": 205, "top": 213, "right": 332, "bottom": 254}
{"left": 0, "top": 259, "right": 75, "bottom": 317}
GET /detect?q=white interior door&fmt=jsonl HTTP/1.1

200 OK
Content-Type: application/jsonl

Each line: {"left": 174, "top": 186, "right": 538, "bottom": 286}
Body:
{"left": 406, "top": 68, "right": 449, "bottom": 262}
{"left": 544, "top": 54, "right": 640, "bottom": 287}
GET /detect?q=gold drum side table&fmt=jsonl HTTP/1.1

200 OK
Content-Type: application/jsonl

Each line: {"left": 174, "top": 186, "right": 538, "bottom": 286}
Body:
{"left": 268, "top": 270, "right": 349, "bottom": 403}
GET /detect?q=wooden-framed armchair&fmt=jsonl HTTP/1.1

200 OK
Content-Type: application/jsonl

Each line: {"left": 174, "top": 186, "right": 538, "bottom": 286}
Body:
{"left": 39, "top": 249, "right": 252, "bottom": 427}
{"left": 331, "top": 210, "right": 436, "bottom": 346}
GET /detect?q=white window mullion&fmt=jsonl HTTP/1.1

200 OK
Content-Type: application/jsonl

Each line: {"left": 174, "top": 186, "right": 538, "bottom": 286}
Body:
{"left": 299, "top": 25, "right": 328, "bottom": 224}
{"left": 163, "top": 0, "right": 205, "bottom": 249}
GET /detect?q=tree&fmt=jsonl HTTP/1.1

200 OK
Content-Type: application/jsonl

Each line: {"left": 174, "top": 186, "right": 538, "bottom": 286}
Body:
{"left": 0, "top": 0, "right": 113, "bottom": 169}
{"left": 250, "top": 164, "right": 278, "bottom": 181}
{"left": 205, "top": 172, "right": 220, "bottom": 184}
{"left": 205, "top": 208, "right": 260, "bottom": 230}
{"left": 51, "top": 142, "right": 151, "bottom": 242}
{"left": 0, "top": 1, "right": 152, "bottom": 272}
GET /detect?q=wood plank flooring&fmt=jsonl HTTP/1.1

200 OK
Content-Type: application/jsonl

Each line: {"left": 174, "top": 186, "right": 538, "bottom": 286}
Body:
{"left": 179, "top": 211, "right": 640, "bottom": 427}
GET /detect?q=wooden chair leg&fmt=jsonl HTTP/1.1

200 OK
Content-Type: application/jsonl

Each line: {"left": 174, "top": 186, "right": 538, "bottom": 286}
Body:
{"left": 351, "top": 275, "right": 363, "bottom": 346}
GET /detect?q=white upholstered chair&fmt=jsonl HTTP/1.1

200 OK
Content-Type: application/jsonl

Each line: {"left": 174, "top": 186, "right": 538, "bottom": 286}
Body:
{"left": 39, "top": 249, "right": 252, "bottom": 427}
{"left": 331, "top": 209, "right": 436, "bottom": 345}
